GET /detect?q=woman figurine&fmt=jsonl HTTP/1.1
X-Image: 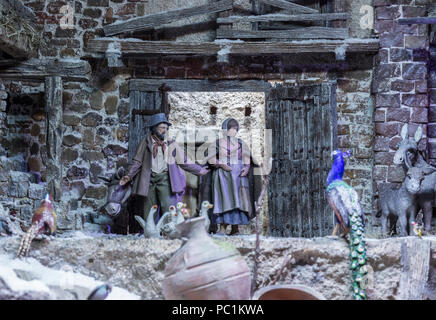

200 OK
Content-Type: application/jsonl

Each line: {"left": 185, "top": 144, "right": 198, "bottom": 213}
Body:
{"left": 205, "top": 118, "right": 253, "bottom": 235}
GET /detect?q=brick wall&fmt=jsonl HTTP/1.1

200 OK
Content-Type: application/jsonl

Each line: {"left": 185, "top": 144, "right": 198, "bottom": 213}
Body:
{"left": 372, "top": 0, "right": 430, "bottom": 220}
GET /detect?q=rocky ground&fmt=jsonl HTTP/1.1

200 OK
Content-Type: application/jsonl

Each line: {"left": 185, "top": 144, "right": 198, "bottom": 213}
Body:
{"left": 0, "top": 232, "right": 435, "bottom": 300}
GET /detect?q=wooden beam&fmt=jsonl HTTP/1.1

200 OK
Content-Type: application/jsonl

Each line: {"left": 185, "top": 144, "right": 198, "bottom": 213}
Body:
{"left": 217, "top": 27, "right": 349, "bottom": 39}
{"left": 218, "top": 13, "right": 350, "bottom": 24}
{"left": 0, "top": 58, "right": 92, "bottom": 82}
{"left": 260, "top": 0, "right": 318, "bottom": 14}
{"left": 45, "top": 76, "right": 63, "bottom": 202}
{"left": 103, "top": 0, "right": 233, "bottom": 36}
{"left": 130, "top": 79, "right": 272, "bottom": 92}
{"left": 398, "top": 17, "right": 436, "bottom": 25}
{"left": 86, "top": 38, "right": 379, "bottom": 55}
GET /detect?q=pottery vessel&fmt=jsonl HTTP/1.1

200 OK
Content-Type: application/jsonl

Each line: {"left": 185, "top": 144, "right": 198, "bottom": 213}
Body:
{"left": 162, "top": 216, "right": 251, "bottom": 300}
{"left": 252, "top": 284, "right": 325, "bottom": 300}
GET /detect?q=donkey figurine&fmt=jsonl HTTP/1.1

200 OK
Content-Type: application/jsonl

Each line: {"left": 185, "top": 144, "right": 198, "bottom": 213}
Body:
{"left": 393, "top": 124, "right": 436, "bottom": 232}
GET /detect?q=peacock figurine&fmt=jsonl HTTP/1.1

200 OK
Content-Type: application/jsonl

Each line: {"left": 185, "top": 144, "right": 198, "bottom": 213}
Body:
{"left": 325, "top": 149, "right": 368, "bottom": 300}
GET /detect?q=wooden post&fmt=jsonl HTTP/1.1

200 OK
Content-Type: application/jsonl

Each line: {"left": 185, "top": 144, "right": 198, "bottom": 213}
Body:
{"left": 45, "top": 76, "right": 63, "bottom": 201}
{"left": 398, "top": 238, "right": 431, "bottom": 300}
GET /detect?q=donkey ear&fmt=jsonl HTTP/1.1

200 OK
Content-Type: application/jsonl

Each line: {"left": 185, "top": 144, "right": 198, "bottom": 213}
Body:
{"left": 400, "top": 123, "right": 408, "bottom": 140}
{"left": 414, "top": 126, "right": 423, "bottom": 143}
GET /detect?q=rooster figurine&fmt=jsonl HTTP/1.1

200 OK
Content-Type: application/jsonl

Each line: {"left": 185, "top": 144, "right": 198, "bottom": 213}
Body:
{"left": 17, "top": 193, "right": 57, "bottom": 258}
{"left": 325, "top": 150, "right": 367, "bottom": 300}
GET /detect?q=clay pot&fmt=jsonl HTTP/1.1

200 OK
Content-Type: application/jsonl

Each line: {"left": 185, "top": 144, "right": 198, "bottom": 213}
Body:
{"left": 252, "top": 284, "right": 325, "bottom": 300}
{"left": 162, "top": 216, "right": 251, "bottom": 300}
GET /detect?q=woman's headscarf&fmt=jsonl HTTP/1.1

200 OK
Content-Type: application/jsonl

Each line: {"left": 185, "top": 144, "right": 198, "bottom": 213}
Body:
{"left": 222, "top": 118, "right": 239, "bottom": 132}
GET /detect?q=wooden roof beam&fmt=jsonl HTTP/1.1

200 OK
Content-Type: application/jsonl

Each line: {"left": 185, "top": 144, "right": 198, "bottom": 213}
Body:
{"left": 217, "top": 12, "right": 350, "bottom": 24}
{"left": 86, "top": 38, "right": 380, "bottom": 56}
{"left": 398, "top": 17, "right": 436, "bottom": 25}
{"left": 103, "top": 0, "right": 233, "bottom": 36}
{"left": 260, "top": 0, "right": 318, "bottom": 14}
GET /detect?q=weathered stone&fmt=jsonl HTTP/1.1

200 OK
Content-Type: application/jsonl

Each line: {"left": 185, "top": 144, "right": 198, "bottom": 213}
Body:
{"left": 10, "top": 171, "right": 33, "bottom": 183}
{"left": 97, "top": 127, "right": 110, "bottom": 136}
{"left": 391, "top": 79, "right": 414, "bottom": 92}
{"left": 375, "top": 151, "right": 395, "bottom": 165}
{"left": 82, "top": 128, "right": 95, "bottom": 149}
{"left": 402, "top": 5, "right": 427, "bottom": 18}
{"left": 380, "top": 32, "right": 404, "bottom": 48}
{"left": 81, "top": 151, "right": 104, "bottom": 161}
{"left": 90, "top": 90, "right": 103, "bottom": 110}
{"left": 28, "top": 183, "right": 46, "bottom": 200}
{"left": 102, "top": 144, "right": 128, "bottom": 156}
{"left": 104, "top": 96, "right": 118, "bottom": 115}
{"left": 405, "top": 36, "right": 427, "bottom": 50}
{"left": 82, "top": 112, "right": 103, "bottom": 127}
{"left": 83, "top": 8, "right": 102, "bottom": 18}
{"left": 390, "top": 48, "right": 411, "bottom": 62}
{"left": 8, "top": 182, "right": 28, "bottom": 198}
{"left": 415, "top": 79, "right": 426, "bottom": 94}
{"left": 411, "top": 107, "right": 428, "bottom": 123}
{"left": 104, "top": 118, "right": 117, "bottom": 126}
{"left": 376, "top": 94, "right": 400, "bottom": 108}
{"left": 413, "top": 49, "right": 428, "bottom": 62}
{"left": 0, "top": 168, "right": 8, "bottom": 182}
{"left": 376, "top": 6, "right": 400, "bottom": 20}
{"left": 28, "top": 156, "right": 41, "bottom": 172}
{"left": 402, "top": 94, "right": 428, "bottom": 107}
{"left": 375, "top": 63, "right": 400, "bottom": 79}
{"left": 90, "top": 163, "right": 104, "bottom": 184}
{"left": 402, "top": 63, "right": 427, "bottom": 80}
{"left": 103, "top": 7, "right": 114, "bottom": 25}
{"left": 389, "top": 136, "right": 403, "bottom": 150}
{"left": 30, "top": 124, "right": 41, "bottom": 137}
{"left": 47, "top": 1, "right": 67, "bottom": 14}
{"left": 427, "top": 124, "right": 436, "bottom": 138}
{"left": 78, "top": 18, "right": 98, "bottom": 29}
{"left": 119, "top": 82, "right": 129, "bottom": 98}
{"left": 337, "top": 124, "right": 350, "bottom": 135}
{"left": 68, "top": 102, "right": 89, "bottom": 114}
{"left": 30, "top": 143, "right": 39, "bottom": 155}
{"left": 87, "top": 0, "right": 109, "bottom": 6}
{"left": 429, "top": 106, "right": 436, "bottom": 122}
{"left": 63, "top": 114, "right": 81, "bottom": 126}
{"left": 101, "top": 79, "right": 117, "bottom": 92}
{"left": 116, "top": 127, "right": 129, "bottom": 142}
{"left": 387, "top": 166, "right": 405, "bottom": 183}
{"left": 85, "top": 186, "right": 107, "bottom": 199}
{"left": 375, "top": 109, "right": 385, "bottom": 122}
{"left": 373, "top": 166, "right": 387, "bottom": 181}
{"left": 62, "top": 148, "right": 79, "bottom": 163}
{"left": 117, "top": 100, "right": 129, "bottom": 124}
{"left": 70, "top": 181, "right": 86, "bottom": 199}
{"left": 67, "top": 166, "right": 88, "bottom": 180}
{"left": 116, "top": 3, "right": 136, "bottom": 15}
{"left": 60, "top": 48, "right": 77, "bottom": 58}
{"left": 374, "top": 136, "right": 390, "bottom": 152}
{"left": 375, "top": 123, "right": 400, "bottom": 137}
{"left": 55, "top": 27, "right": 76, "bottom": 38}
{"left": 386, "top": 108, "right": 410, "bottom": 122}
{"left": 63, "top": 135, "right": 81, "bottom": 147}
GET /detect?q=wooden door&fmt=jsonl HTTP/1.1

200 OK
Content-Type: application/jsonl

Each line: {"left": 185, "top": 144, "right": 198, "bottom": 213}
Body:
{"left": 266, "top": 83, "right": 337, "bottom": 237}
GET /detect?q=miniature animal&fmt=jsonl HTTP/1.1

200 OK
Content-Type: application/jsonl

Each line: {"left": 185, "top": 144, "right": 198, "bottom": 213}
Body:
{"left": 17, "top": 193, "right": 57, "bottom": 258}
{"left": 393, "top": 124, "right": 436, "bottom": 232}
{"left": 87, "top": 284, "right": 112, "bottom": 300}
{"left": 161, "top": 205, "right": 186, "bottom": 239}
{"left": 134, "top": 205, "right": 172, "bottom": 238}
{"left": 99, "top": 167, "right": 132, "bottom": 217}
{"left": 325, "top": 149, "right": 367, "bottom": 300}
{"left": 412, "top": 221, "right": 423, "bottom": 238}
{"left": 198, "top": 201, "right": 214, "bottom": 232}
{"left": 377, "top": 166, "right": 433, "bottom": 236}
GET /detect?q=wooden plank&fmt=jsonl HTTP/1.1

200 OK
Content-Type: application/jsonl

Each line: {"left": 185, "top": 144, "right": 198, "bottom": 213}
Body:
{"left": 398, "top": 17, "right": 436, "bottom": 25}
{"left": 45, "top": 76, "right": 63, "bottom": 202}
{"left": 217, "top": 12, "right": 350, "bottom": 23}
{"left": 103, "top": 0, "right": 233, "bottom": 36}
{"left": 86, "top": 39, "right": 380, "bottom": 55}
{"left": 130, "top": 79, "right": 271, "bottom": 92}
{"left": 0, "top": 58, "right": 91, "bottom": 82}
{"left": 217, "top": 27, "right": 349, "bottom": 39}
{"left": 260, "top": 0, "right": 318, "bottom": 14}
{"left": 398, "top": 239, "right": 431, "bottom": 300}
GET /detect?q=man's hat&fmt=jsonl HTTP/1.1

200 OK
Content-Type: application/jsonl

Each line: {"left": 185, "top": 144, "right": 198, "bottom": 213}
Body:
{"left": 147, "top": 113, "right": 172, "bottom": 127}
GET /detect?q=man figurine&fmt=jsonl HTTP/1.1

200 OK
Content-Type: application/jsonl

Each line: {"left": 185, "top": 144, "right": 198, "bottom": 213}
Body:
{"left": 120, "top": 113, "right": 209, "bottom": 224}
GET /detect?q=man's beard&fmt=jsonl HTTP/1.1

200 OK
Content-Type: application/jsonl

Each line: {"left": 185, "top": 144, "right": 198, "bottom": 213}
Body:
{"left": 154, "top": 132, "right": 166, "bottom": 140}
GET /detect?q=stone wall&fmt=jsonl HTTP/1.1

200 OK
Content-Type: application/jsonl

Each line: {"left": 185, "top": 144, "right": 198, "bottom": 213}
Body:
{"left": 0, "top": 0, "right": 377, "bottom": 233}
{"left": 372, "top": 0, "right": 430, "bottom": 224}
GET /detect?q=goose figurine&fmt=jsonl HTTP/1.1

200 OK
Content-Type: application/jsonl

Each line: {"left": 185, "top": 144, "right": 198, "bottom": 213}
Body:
{"left": 134, "top": 205, "right": 172, "bottom": 238}
{"left": 161, "top": 205, "right": 185, "bottom": 239}
{"left": 198, "top": 201, "right": 213, "bottom": 232}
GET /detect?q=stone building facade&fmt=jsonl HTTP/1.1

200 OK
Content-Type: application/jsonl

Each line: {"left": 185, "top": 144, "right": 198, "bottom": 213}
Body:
{"left": 0, "top": 0, "right": 434, "bottom": 235}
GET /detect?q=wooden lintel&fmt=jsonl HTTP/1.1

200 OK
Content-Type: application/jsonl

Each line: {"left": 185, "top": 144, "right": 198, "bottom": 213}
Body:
{"left": 86, "top": 39, "right": 380, "bottom": 56}
{"left": 217, "top": 27, "right": 349, "bottom": 40}
{"left": 0, "top": 58, "right": 92, "bottom": 82}
{"left": 130, "top": 79, "right": 272, "bottom": 92}
{"left": 398, "top": 17, "right": 436, "bottom": 25}
{"left": 218, "top": 13, "right": 350, "bottom": 24}
{"left": 104, "top": 0, "right": 233, "bottom": 36}
{"left": 260, "top": 0, "right": 318, "bottom": 14}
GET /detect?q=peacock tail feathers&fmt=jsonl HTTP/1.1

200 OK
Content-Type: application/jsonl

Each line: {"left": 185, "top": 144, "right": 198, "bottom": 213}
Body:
{"left": 326, "top": 179, "right": 367, "bottom": 300}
